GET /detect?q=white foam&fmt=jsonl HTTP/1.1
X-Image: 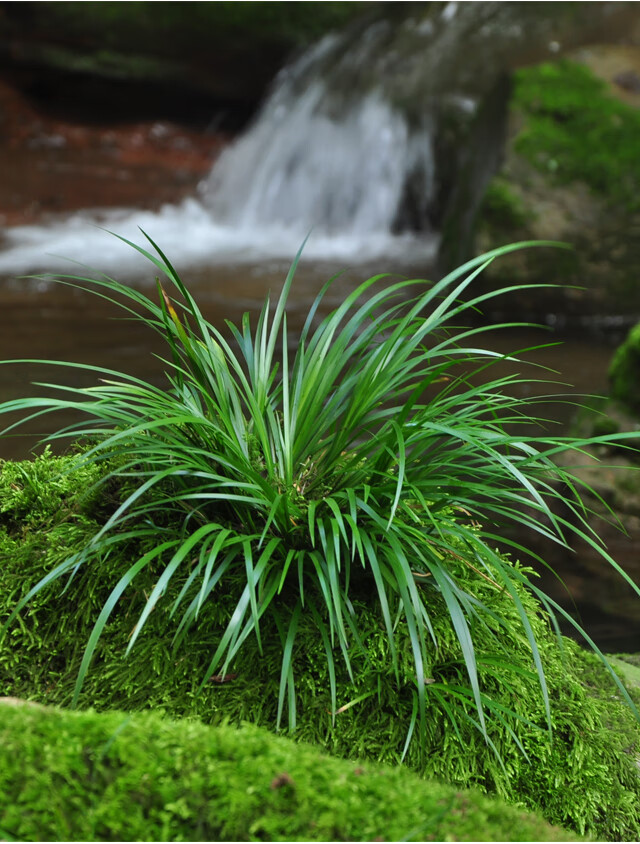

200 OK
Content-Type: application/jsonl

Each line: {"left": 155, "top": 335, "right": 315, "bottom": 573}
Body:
{"left": 0, "top": 199, "right": 438, "bottom": 277}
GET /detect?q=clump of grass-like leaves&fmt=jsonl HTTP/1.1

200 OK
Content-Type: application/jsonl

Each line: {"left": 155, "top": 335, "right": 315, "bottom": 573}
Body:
{"left": 1, "top": 235, "right": 638, "bottom": 761}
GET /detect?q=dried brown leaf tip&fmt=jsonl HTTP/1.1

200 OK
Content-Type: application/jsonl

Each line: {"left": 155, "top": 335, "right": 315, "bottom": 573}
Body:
{"left": 208, "top": 672, "right": 238, "bottom": 684}
{"left": 270, "top": 772, "right": 295, "bottom": 790}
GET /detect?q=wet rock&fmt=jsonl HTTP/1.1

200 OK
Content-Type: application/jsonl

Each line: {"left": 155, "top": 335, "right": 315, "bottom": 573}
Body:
{"left": 437, "top": 73, "right": 512, "bottom": 274}
{"left": 614, "top": 69, "right": 640, "bottom": 94}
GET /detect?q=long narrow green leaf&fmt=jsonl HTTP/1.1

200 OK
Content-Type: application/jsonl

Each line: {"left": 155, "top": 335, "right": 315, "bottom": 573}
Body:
{"left": 276, "top": 602, "right": 302, "bottom": 731}
{"left": 73, "top": 540, "right": 179, "bottom": 706}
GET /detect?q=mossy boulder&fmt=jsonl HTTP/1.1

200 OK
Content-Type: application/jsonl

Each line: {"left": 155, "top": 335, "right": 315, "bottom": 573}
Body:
{"left": 475, "top": 54, "right": 640, "bottom": 323}
{"left": 1, "top": 450, "right": 639, "bottom": 840}
{"left": 610, "top": 322, "right": 640, "bottom": 413}
{"left": 0, "top": 701, "right": 579, "bottom": 842}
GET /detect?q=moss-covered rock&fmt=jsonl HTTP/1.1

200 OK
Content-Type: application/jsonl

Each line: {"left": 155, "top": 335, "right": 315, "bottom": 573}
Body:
{"left": 513, "top": 59, "right": 640, "bottom": 213}
{"left": 610, "top": 322, "right": 640, "bottom": 413}
{"left": 0, "top": 701, "right": 579, "bottom": 842}
{"left": 1, "top": 451, "right": 639, "bottom": 840}
{"left": 475, "top": 54, "right": 640, "bottom": 322}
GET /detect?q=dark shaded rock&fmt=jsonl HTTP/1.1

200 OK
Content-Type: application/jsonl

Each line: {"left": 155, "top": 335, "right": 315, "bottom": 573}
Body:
{"left": 437, "top": 74, "right": 512, "bottom": 274}
{"left": 0, "top": 2, "right": 369, "bottom": 128}
{"left": 614, "top": 69, "right": 640, "bottom": 93}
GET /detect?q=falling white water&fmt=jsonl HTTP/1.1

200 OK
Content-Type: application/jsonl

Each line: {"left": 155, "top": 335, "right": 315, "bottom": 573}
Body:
{"left": 0, "top": 33, "right": 439, "bottom": 276}
{"left": 201, "top": 84, "right": 435, "bottom": 239}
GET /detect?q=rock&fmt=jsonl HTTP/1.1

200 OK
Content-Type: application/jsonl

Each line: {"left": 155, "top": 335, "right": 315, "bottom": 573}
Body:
{"left": 474, "top": 49, "right": 640, "bottom": 326}
{"left": 610, "top": 322, "right": 640, "bottom": 413}
{"left": 614, "top": 69, "right": 640, "bottom": 94}
{"left": 0, "top": 2, "right": 367, "bottom": 125}
{"left": 437, "top": 73, "right": 512, "bottom": 274}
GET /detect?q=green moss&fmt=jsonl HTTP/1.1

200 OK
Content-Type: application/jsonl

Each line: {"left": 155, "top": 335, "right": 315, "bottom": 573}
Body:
{"left": 591, "top": 414, "right": 621, "bottom": 438}
{"left": 0, "top": 446, "right": 105, "bottom": 528}
{"left": 479, "top": 178, "right": 532, "bottom": 234}
{"left": 609, "top": 322, "right": 640, "bottom": 413}
{"left": 513, "top": 60, "right": 640, "bottom": 212}
{"left": 0, "top": 703, "right": 577, "bottom": 842}
{"left": 1, "top": 451, "right": 639, "bottom": 840}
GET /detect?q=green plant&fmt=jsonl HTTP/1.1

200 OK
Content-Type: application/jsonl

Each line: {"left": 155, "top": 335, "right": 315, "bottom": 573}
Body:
{"left": 609, "top": 321, "right": 640, "bottom": 413}
{"left": 1, "top": 235, "right": 638, "bottom": 761}
{"left": 480, "top": 179, "right": 531, "bottom": 233}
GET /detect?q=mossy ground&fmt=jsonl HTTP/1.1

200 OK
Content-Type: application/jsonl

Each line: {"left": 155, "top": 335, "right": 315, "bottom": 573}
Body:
{"left": 1, "top": 450, "right": 639, "bottom": 840}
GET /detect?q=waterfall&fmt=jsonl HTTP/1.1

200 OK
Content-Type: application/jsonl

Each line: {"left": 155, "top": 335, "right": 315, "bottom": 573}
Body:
{"left": 0, "top": 26, "right": 440, "bottom": 275}
{"left": 199, "top": 34, "right": 437, "bottom": 243}
{"left": 0, "top": 2, "right": 629, "bottom": 274}
{"left": 7, "top": 6, "right": 526, "bottom": 274}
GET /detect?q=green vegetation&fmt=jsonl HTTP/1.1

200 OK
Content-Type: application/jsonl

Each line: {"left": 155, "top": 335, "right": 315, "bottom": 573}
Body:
{"left": 609, "top": 321, "right": 640, "bottom": 413}
{"left": 1, "top": 238, "right": 640, "bottom": 839}
{"left": 0, "top": 703, "right": 577, "bottom": 842}
{"left": 2, "top": 235, "right": 638, "bottom": 737}
{"left": 513, "top": 60, "right": 640, "bottom": 212}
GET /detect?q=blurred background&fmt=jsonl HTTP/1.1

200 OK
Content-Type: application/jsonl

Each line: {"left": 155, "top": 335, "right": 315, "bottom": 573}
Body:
{"left": 0, "top": 1, "right": 639, "bottom": 650}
